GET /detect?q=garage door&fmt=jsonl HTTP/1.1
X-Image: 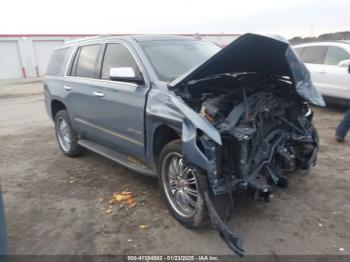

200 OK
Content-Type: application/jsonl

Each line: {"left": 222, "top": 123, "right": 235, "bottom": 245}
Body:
{"left": 0, "top": 41, "right": 23, "bottom": 80}
{"left": 33, "top": 40, "right": 64, "bottom": 76}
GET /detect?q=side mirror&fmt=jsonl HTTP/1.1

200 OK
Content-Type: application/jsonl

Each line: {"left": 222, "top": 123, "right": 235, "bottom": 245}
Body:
{"left": 109, "top": 67, "right": 144, "bottom": 84}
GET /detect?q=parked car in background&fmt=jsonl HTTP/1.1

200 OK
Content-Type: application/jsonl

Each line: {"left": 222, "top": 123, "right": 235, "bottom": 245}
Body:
{"left": 294, "top": 41, "right": 350, "bottom": 105}
{"left": 44, "top": 33, "right": 323, "bottom": 255}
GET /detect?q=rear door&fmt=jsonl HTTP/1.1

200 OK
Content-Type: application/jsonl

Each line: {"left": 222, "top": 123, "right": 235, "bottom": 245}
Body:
{"left": 64, "top": 44, "right": 102, "bottom": 137}
{"left": 87, "top": 42, "right": 149, "bottom": 161}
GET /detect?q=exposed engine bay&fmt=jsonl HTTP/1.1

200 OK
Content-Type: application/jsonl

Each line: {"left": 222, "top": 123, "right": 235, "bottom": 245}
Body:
{"left": 173, "top": 71, "right": 319, "bottom": 255}
{"left": 176, "top": 72, "right": 318, "bottom": 187}
{"left": 167, "top": 33, "right": 325, "bottom": 256}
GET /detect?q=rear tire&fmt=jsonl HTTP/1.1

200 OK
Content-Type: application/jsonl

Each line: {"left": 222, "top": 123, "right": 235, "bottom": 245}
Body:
{"left": 54, "top": 110, "right": 85, "bottom": 157}
{"left": 158, "top": 140, "right": 208, "bottom": 228}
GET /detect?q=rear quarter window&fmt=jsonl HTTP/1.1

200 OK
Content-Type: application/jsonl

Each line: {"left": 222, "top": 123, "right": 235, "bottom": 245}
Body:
{"left": 46, "top": 47, "right": 70, "bottom": 76}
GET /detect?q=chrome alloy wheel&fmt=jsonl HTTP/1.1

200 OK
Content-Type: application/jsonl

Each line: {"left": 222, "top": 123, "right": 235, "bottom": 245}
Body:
{"left": 161, "top": 152, "right": 199, "bottom": 218}
{"left": 57, "top": 117, "right": 71, "bottom": 152}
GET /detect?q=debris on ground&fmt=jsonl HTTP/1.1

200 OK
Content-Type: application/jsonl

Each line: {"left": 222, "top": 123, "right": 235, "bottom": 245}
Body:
{"left": 113, "top": 191, "right": 132, "bottom": 202}
{"left": 112, "top": 191, "right": 138, "bottom": 208}
{"left": 108, "top": 198, "right": 115, "bottom": 205}
{"left": 338, "top": 247, "right": 345, "bottom": 252}
{"left": 139, "top": 224, "right": 147, "bottom": 229}
{"left": 68, "top": 176, "right": 77, "bottom": 184}
{"left": 331, "top": 211, "right": 343, "bottom": 215}
{"left": 99, "top": 190, "right": 142, "bottom": 214}
{"left": 126, "top": 198, "right": 136, "bottom": 208}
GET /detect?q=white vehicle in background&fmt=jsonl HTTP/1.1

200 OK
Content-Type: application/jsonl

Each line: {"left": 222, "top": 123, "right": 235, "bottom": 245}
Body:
{"left": 293, "top": 41, "right": 350, "bottom": 105}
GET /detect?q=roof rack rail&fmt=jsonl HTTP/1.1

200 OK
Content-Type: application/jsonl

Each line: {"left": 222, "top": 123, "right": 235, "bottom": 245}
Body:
{"left": 97, "top": 34, "right": 114, "bottom": 38}
{"left": 64, "top": 34, "right": 115, "bottom": 44}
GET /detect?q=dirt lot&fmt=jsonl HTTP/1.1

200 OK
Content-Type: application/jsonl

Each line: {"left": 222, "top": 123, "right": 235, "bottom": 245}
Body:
{"left": 1, "top": 80, "right": 349, "bottom": 255}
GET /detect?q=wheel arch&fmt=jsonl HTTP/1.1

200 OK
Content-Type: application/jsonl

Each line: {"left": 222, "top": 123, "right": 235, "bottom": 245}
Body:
{"left": 152, "top": 124, "right": 181, "bottom": 167}
{"left": 51, "top": 99, "right": 67, "bottom": 119}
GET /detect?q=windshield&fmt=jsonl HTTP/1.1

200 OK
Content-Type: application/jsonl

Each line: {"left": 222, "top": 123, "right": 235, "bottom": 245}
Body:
{"left": 139, "top": 40, "right": 221, "bottom": 81}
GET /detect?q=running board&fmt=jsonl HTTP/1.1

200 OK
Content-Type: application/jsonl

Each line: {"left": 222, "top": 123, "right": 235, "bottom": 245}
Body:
{"left": 78, "top": 139, "right": 157, "bottom": 177}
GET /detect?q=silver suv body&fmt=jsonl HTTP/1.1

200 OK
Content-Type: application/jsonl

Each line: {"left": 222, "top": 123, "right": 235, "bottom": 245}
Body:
{"left": 44, "top": 34, "right": 323, "bottom": 255}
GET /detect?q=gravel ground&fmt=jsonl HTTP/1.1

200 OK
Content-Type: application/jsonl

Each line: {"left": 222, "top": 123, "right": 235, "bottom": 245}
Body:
{"left": 0, "top": 80, "right": 349, "bottom": 255}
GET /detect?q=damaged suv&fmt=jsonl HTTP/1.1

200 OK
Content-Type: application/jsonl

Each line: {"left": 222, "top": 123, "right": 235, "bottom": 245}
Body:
{"left": 45, "top": 34, "right": 324, "bottom": 255}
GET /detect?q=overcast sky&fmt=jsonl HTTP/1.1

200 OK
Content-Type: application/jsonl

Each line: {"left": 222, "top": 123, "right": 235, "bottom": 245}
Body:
{"left": 1, "top": 0, "right": 349, "bottom": 38}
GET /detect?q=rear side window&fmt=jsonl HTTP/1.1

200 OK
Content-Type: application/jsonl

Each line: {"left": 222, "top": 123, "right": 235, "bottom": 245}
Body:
{"left": 324, "top": 46, "right": 350, "bottom": 65}
{"left": 100, "top": 43, "right": 141, "bottom": 80}
{"left": 294, "top": 47, "right": 304, "bottom": 57}
{"left": 73, "top": 45, "right": 100, "bottom": 78}
{"left": 46, "top": 48, "right": 69, "bottom": 76}
{"left": 300, "top": 46, "right": 327, "bottom": 64}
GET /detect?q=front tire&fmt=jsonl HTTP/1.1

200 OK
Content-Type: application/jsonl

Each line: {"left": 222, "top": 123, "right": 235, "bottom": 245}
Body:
{"left": 158, "top": 140, "right": 208, "bottom": 228}
{"left": 54, "top": 110, "right": 85, "bottom": 157}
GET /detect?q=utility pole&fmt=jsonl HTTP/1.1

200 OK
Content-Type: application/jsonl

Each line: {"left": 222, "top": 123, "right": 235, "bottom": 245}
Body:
{"left": 310, "top": 25, "right": 314, "bottom": 37}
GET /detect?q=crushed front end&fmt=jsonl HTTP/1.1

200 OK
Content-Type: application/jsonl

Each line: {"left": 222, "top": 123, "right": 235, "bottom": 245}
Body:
{"left": 169, "top": 34, "right": 325, "bottom": 256}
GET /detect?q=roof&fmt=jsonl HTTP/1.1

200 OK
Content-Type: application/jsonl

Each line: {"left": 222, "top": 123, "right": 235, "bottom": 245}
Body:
{"left": 55, "top": 34, "right": 204, "bottom": 48}
{"left": 130, "top": 34, "right": 196, "bottom": 42}
{"left": 0, "top": 33, "right": 240, "bottom": 38}
{"left": 293, "top": 41, "right": 350, "bottom": 48}
{"left": 54, "top": 34, "right": 209, "bottom": 50}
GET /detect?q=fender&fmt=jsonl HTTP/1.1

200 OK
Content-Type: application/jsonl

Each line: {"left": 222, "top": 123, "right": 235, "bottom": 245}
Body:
{"left": 146, "top": 88, "right": 221, "bottom": 172}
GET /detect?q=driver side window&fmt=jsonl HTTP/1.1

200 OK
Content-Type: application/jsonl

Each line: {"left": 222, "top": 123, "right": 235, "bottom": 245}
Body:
{"left": 100, "top": 43, "right": 141, "bottom": 80}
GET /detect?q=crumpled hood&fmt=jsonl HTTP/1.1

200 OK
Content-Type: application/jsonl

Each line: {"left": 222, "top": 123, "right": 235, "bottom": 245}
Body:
{"left": 168, "top": 33, "right": 325, "bottom": 106}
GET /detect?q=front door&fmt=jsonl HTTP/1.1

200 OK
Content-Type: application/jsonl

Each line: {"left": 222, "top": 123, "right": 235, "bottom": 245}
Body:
{"left": 88, "top": 42, "right": 148, "bottom": 161}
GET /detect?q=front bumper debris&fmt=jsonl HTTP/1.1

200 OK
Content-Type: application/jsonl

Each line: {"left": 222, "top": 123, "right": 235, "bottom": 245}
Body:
{"left": 203, "top": 189, "right": 245, "bottom": 256}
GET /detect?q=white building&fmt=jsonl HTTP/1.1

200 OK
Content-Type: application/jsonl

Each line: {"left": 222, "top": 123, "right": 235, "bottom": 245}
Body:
{"left": 0, "top": 34, "right": 239, "bottom": 80}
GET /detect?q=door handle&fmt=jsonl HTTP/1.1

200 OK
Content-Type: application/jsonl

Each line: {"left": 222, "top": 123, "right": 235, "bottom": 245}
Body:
{"left": 63, "top": 85, "right": 72, "bottom": 91}
{"left": 93, "top": 91, "right": 105, "bottom": 98}
{"left": 318, "top": 70, "right": 327, "bottom": 74}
